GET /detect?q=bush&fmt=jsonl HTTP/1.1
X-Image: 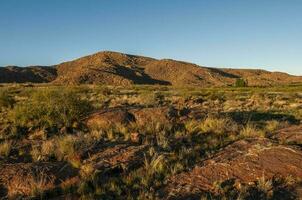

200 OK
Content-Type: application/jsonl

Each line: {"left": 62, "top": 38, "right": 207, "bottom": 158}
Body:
{"left": 9, "top": 88, "right": 93, "bottom": 131}
{"left": 234, "top": 78, "right": 248, "bottom": 87}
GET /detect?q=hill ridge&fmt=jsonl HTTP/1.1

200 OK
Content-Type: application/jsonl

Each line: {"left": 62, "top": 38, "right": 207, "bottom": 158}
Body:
{"left": 1, "top": 51, "right": 302, "bottom": 86}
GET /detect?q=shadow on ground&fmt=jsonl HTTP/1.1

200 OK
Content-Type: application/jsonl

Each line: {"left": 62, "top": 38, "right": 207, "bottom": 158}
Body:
{"left": 224, "top": 111, "right": 299, "bottom": 124}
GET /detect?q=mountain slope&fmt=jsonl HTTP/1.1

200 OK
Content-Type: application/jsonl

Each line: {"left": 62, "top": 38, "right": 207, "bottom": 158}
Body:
{"left": 53, "top": 51, "right": 168, "bottom": 85}
{"left": 1, "top": 51, "right": 302, "bottom": 86}
{"left": 54, "top": 52, "right": 237, "bottom": 86}
{"left": 143, "top": 59, "right": 238, "bottom": 87}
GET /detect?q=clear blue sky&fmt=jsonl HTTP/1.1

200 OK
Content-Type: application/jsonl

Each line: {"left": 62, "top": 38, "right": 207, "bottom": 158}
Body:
{"left": 1, "top": 0, "right": 301, "bottom": 75}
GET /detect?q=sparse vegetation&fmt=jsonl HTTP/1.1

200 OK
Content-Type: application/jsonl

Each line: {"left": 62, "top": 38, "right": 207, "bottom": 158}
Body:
{"left": 0, "top": 84, "right": 301, "bottom": 199}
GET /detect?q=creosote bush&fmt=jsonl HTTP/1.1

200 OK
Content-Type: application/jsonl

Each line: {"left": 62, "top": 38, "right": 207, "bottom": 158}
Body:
{"left": 234, "top": 78, "right": 248, "bottom": 87}
{"left": 9, "top": 88, "right": 93, "bottom": 131}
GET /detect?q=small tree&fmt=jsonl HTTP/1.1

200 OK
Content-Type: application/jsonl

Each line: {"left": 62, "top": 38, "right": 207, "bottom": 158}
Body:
{"left": 234, "top": 78, "right": 248, "bottom": 87}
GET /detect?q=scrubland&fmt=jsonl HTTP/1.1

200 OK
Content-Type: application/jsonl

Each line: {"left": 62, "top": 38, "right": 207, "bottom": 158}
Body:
{"left": 0, "top": 84, "right": 301, "bottom": 199}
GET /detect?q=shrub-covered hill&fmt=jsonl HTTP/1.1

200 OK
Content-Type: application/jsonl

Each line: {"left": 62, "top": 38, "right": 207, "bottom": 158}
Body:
{"left": 1, "top": 51, "right": 302, "bottom": 86}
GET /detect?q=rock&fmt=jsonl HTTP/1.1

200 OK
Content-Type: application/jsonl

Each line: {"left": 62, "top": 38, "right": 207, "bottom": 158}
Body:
{"left": 274, "top": 125, "right": 302, "bottom": 145}
{"left": 162, "top": 138, "right": 302, "bottom": 199}
{"left": 129, "top": 107, "right": 171, "bottom": 125}
{"left": 83, "top": 144, "right": 147, "bottom": 173}
{"left": 86, "top": 109, "right": 135, "bottom": 129}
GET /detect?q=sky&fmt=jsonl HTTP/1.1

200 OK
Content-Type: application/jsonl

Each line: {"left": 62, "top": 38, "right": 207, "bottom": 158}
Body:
{"left": 0, "top": 0, "right": 301, "bottom": 75}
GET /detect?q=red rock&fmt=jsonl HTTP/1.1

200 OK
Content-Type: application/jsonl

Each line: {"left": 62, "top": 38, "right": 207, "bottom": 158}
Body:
{"left": 163, "top": 138, "right": 302, "bottom": 199}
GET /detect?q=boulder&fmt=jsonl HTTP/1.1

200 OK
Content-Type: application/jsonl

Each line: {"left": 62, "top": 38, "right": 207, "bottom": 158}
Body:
{"left": 86, "top": 109, "right": 135, "bottom": 129}
{"left": 129, "top": 106, "right": 171, "bottom": 125}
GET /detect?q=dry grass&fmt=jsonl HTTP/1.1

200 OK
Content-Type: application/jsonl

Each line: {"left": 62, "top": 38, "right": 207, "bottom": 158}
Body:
{"left": 0, "top": 140, "right": 12, "bottom": 157}
{"left": 55, "top": 135, "right": 79, "bottom": 160}
{"left": 256, "top": 175, "right": 273, "bottom": 198}
{"left": 29, "top": 170, "right": 56, "bottom": 197}
{"left": 200, "top": 116, "right": 231, "bottom": 135}
{"left": 30, "top": 140, "right": 57, "bottom": 162}
{"left": 265, "top": 120, "right": 280, "bottom": 132}
{"left": 240, "top": 123, "right": 266, "bottom": 138}
{"left": 7, "top": 170, "right": 55, "bottom": 198}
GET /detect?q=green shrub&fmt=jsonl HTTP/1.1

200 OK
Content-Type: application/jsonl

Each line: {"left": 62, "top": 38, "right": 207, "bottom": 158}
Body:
{"left": 234, "top": 78, "right": 248, "bottom": 87}
{"left": 9, "top": 88, "right": 93, "bottom": 130}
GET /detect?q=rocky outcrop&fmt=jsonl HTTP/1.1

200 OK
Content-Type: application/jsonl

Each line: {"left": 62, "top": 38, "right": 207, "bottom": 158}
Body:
{"left": 274, "top": 125, "right": 302, "bottom": 145}
{"left": 83, "top": 143, "right": 148, "bottom": 173}
{"left": 86, "top": 109, "right": 135, "bottom": 129}
{"left": 163, "top": 138, "right": 302, "bottom": 199}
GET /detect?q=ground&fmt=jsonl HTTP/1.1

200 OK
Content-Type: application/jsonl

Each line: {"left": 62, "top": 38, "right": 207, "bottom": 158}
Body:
{"left": 0, "top": 84, "right": 301, "bottom": 199}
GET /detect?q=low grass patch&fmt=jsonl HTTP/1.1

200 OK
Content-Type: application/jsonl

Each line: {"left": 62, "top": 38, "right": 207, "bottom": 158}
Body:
{"left": 240, "top": 123, "right": 266, "bottom": 138}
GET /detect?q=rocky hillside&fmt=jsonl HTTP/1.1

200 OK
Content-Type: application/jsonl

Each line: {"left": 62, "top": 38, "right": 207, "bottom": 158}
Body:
{"left": 222, "top": 68, "right": 302, "bottom": 86}
{"left": 0, "top": 66, "right": 57, "bottom": 83}
{"left": 1, "top": 51, "right": 302, "bottom": 86}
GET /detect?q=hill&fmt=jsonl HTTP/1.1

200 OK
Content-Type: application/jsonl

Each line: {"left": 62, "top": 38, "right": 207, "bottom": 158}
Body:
{"left": 1, "top": 51, "right": 302, "bottom": 86}
{"left": 0, "top": 66, "right": 57, "bottom": 83}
